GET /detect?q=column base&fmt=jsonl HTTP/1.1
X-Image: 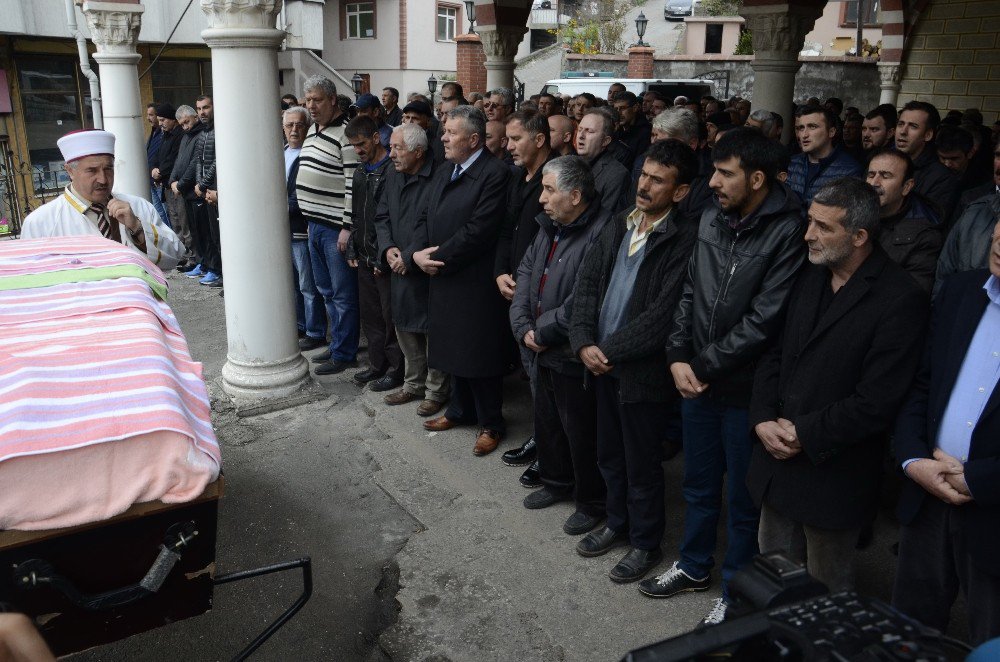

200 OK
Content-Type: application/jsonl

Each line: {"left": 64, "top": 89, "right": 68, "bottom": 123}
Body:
{"left": 221, "top": 352, "right": 322, "bottom": 415}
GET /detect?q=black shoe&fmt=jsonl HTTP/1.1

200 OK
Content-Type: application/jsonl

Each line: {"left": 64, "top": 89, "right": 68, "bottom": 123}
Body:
{"left": 370, "top": 375, "right": 403, "bottom": 392}
{"left": 637, "top": 561, "right": 711, "bottom": 598}
{"left": 576, "top": 526, "right": 627, "bottom": 558}
{"left": 207, "top": 277, "right": 224, "bottom": 289}
{"left": 519, "top": 460, "right": 541, "bottom": 488}
{"left": 177, "top": 262, "right": 198, "bottom": 273}
{"left": 523, "top": 487, "right": 571, "bottom": 510}
{"left": 502, "top": 436, "right": 537, "bottom": 467}
{"left": 311, "top": 350, "right": 331, "bottom": 363}
{"left": 315, "top": 360, "right": 355, "bottom": 376}
{"left": 663, "top": 438, "right": 683, "bottom": 461}
{"left": 299, "top": 336, "right": 325, "bottom": 351}
{"left": 563, "top": 511, "right": 604, "bottom": 536}
{"left": 352, "top": 367, "right": 384, "bottom": 384}
{"left": 610, "top": 548, "right": 663, "bottom": 584}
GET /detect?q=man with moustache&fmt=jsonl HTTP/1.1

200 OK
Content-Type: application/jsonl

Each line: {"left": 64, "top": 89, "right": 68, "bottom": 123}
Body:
{"left": 170, "top": 105, "right": 204, "bottom": 269}
{"left": 862, "top": 105, "right": 897, "bottom": 158}
{"left": 577, "top": 109, "right": 631, "bottom": 214}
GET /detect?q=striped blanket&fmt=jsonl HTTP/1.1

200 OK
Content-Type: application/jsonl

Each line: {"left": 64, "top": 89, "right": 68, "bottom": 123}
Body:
{"left": 0, "top": 236, "right": 220, "bottom": 470}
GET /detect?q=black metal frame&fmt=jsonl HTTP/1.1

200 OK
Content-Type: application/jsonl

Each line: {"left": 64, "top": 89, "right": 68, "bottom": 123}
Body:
{"left": 694, "top": 69, "right": 731, "bottom": 99}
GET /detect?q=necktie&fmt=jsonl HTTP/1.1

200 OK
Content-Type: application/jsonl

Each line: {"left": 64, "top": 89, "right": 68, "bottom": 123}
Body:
{"left": 451, "top": 164, "right": 463, "bottom": 182}
{"left": 91, "top": 203, "right": 121, "bottom": 243}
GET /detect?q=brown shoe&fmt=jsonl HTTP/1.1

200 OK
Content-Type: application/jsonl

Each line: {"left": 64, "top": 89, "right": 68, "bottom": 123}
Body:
{"left": 416, "top": 399, "right": 445, "bottom": 417}
{"left": 473, "top": 429, "right": 502, "bottom": 456}
{"left": 384, "top": 390, "right": 419, "bottom": 406}
{"left": 423, "top": 415, "right": 458, "bottom": 432}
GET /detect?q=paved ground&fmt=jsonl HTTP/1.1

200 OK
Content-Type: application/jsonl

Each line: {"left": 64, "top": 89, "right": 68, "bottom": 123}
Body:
{"left": 64, "top": 266, "right": 915, "bottom": 661}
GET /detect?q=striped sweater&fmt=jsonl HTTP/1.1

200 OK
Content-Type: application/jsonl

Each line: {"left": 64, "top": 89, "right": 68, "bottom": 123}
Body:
{"left": 295, "top": 113, "right": 359, "bottom": 230}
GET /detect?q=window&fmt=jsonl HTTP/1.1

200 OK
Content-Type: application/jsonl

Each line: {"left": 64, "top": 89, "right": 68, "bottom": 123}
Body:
{"left": 345, "top": 2, "right": 375, "bottom": 39}
{"left": 437, "top": 4, "right": 458, "bottom": 41}
{"left": 15, "top": 55, "right": 94, "bottom": 192}
{"left": 151, "top": 60, "right": 213, "bottom": 109}
{"left": 842, "top": 0, "right": 880, "bottom": 27}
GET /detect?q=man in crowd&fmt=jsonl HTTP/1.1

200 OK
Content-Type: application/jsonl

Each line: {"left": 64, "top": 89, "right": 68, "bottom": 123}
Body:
{"left": 414, "top": 106, "right": 511, "bottom": 456}
{"left": 178, "top": 95, "right": 222, "bottom": 287}
{"left": 936, "top": 125, "right": 991, "bottom": 199}
{"left": 650, "top": 109, "right": 714, "bottom": 233}
{"left": 382, "top": 86, "right": 403, "bottom": 126}
{"left": 352, "top": 93, "right": 392, "bottom": 148}
{"left": 841, "top": 115, "right": 866, "bottom": 163}
{"left": 612, "top": 92, "right": 651, "bottom": 165}
{"left": 744, "top": 109, "right": 774, "bottom": 137}
{"left": 650, "top": 129, "right": 805, "bottom": 626}
{"left": 549, "top": 114, "right": 576, "bottom": 156}
{"left": 893, "top": 219, "right": 1000, "bottom": 646}
{"left": 23, "top": 129, "right": 183, "bottom": 269}
{"left": 749, "top": 177, "right": 928, "bottom": 593}
{"left": 170, "top": 105, "right": 206, "bottom": 270}
{"left": 862, "top": 105, "right": 897, "bottom": 157}
{"left": 402, "top": 100, "right": 445, "bottom": 165}
{"left": 895, "top": 101, "right": 959, "bottom": 224}
{"left": 705, "top": 112, "right": 733, "bottom": 148}
{"left": 537, "top": 93, "right": 559, "bottom": 118}
{"left": 644, "top": 92, "right": 668, "bottom": 123}
{"left": 786, "top": 105, "right": 863, "bottom": 207}
{"left": 510, "top": 155, "right": 613, "bottom": 535}
{"left": 485, "top": 120, "right": 509, "bottom": 161}
{"left": 441, "top": 81, "right": 465, "bottom": 104}
{"left": 376, "top": 123, "right": 450, "bottom": 417}
{"left": 151, "top": 103, "right": 181, "bottom": 231}
{"left": 296, "top": 75, "right": 361, "bottom": 375}
{"left": 865, "top": 149, "right": 943, "bottom": 293}
{"left": 485, "top": 88, "right": 515, "bottom": 124}
{"left": 569, "top": 140, "right": 700, "bottom": 583}
{"left": 607, "top": 82, "right": 626, "bottom": 102}
{"left": 344, "top": 115, "right": 402, "bottom": 392}
{"left": 576, "top": 108, "right": 631, "bottom": 214}
{"left": 145, "top": 102, "right": 169, "bottom": 225}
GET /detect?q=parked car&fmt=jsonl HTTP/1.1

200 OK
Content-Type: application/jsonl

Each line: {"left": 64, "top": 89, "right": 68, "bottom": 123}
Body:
{"left": 665, "top": 0, "right": 694, "bottom": 20}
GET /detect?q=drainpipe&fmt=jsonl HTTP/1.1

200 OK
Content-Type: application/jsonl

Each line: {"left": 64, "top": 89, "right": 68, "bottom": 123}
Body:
{"left": 66, "top": 0, "right": 103, "bottom": 129}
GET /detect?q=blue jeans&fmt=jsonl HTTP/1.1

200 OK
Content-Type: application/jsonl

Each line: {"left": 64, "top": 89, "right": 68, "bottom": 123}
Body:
{"left": 308, "top": 222, "right": 359, "bottom": 362}
{"left": 150, "top": 183, "right": 170, "bottom": 227}
{"left": 678, "top": 396, "right": 760, "bottom": 599}
{"left": 291, "top": 238, "right": 326, "bottom": 339}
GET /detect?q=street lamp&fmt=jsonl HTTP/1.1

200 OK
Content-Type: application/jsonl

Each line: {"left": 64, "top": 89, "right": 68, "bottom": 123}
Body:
{"left": 635, "top": 12, "right": 649, "bottom": 47}
{"left": 427, "top": 74, "right": 438, "bottom": 104}
{"left": 464, "top": 0, "right": 476, "bottom": 33}
{"left": 351, "top": 72, "right": 364, "bottom": 100}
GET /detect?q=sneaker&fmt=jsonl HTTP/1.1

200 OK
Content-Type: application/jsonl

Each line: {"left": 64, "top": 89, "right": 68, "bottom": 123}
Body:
{"left": 199, "top": 271, "right": 220, "bottom": 285}
{"left": 185, "top": 264, "right": 204, "bottom": 278}
{"left": 637, "top": 561, "right": 711, "bottom": 599}
{"left": 698, "top": 598, "right": 729, "bottom": 628}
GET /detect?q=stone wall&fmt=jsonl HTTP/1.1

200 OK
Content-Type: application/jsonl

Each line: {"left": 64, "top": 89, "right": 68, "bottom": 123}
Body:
{"left": 897, "top": 0, "right": 999, "bottom": 121}
{"left": 563, "top": 54, "right": 882, "bottom": 112}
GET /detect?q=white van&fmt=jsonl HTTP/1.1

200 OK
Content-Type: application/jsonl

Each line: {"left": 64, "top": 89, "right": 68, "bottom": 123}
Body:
{"left": 541, "top": 76, "right": 715, "bottom": 101}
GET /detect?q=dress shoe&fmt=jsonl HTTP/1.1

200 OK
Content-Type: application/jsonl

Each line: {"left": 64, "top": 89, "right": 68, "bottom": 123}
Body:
{"left": 501, "top": 436, "right": 537, "bottom": 467}
{"left": 311, "top": 350, "right": 332, "bottom": 363}
{"left": 384, "top": 390, "right": 419, "bottom": 406}
{"left": 298, "top": 336, "right": 325, "bottom": 351}
{"left": 416, "top": 399, "right": 445, "bottom": 417}
{"left": 314, "top": 360, "right": 355, "bottom": 376}
{"left": 519, "top": 460, "right": 541, "bottom": 488}
{"left": 423, "top": 415, "right": 459, "bottom": 432}
{"left": 523, "top": 487, "right": 571, "bottom": 510}
{"left": 563, "top": 511, "right": 604, "bottom": 536}
{"left": 352, "top": 367, "right": 384, "bottom": 384}
{"left": 576, "top": 526, "right": 627, "bottom": 558}
{"left": 609, "top": 548, "right": 663, "bottom": 584}
{"left": 370, "top": 375, "right": 403, "bottom": 392}
{"left": 473, "top": 429, "right": 502, "bottom": 456}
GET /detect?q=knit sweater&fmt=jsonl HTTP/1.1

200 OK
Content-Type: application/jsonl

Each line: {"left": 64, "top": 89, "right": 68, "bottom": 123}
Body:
{"left": 296, "top": 113, "right": 358, "bottom": 230}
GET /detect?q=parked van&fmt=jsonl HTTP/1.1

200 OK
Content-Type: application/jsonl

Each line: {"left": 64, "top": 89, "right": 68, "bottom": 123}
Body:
{"left": 541, "top": 75, "right": 715, "bottom": 101}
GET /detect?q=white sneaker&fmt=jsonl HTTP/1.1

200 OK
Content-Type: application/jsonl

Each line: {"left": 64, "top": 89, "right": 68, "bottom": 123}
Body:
{"left": 699, "top": 597, "right": 728, "bottom": 627}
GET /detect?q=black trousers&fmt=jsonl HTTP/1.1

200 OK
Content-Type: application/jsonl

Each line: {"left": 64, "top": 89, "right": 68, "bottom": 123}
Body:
{"left": 893, "top": 497, "right": 1000, "bottom": 646}
{"left": 185, "top": 198, "right": 204, "bottom": 264}
{"left": 445, "top": 375, "right": 505, "bottom": 434}
{"left": 535, "top": 365, "right": 605, "bottom": 516}
{"left": 358, "top": 265, "right": 403, "bottom": 378}
{"left": 204, "top": 202, "right": 222, "bottom": 274}
{"left": 595, "top": 375, "right": 667, "bottom": 551}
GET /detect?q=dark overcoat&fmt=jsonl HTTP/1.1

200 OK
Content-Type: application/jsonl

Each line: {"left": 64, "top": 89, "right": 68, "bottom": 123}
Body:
{"left": 747, "top": 247, "right": 929, "bottom": 530}
{"left": 374, "top": 157, "right": 437, "bottom": 333}
{"left": 409, "top": 149, "right": 511, "bottom": 377}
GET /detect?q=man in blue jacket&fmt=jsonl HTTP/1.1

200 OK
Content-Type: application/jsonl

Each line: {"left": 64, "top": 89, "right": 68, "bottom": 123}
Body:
{"left": 786, "top": 105, "right": 863, "bottom": 206}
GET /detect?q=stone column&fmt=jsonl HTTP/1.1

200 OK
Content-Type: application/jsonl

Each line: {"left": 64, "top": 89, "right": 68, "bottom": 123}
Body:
{"left": 478, "top": 26, "right": 526, "bottom": 91}
{"left": 201, "top": 0, "right": 313, "bottom": 409}
{"left": 741, "top": 3, "right": 823, "bottom": 144}
{"left": 627, "top": 46, "right": 655, "bottom": 79}
{"left": 878, "top": 63, "right": 902, "bottom": 106}
{"left": 81, "top": 1, "right": 148, "bottom": 200}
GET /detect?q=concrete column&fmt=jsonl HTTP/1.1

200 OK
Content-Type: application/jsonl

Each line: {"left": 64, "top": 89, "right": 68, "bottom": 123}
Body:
{"left": 878, "top": 63, "right": 902, "bottom": 106}
{"left": 201, "top": 0, "right": 313, "bottom": 408}
{"left": 627, "top": 46, "right": 655, "bottom": 79}
{"left": 81, "top": 1, "right": 148, "bottom": 201}
{"left": 741, "top": 3, "right": 823, "bottom": 144}
{"left": 478, "top": 26, "right": 526, "bottom": 91}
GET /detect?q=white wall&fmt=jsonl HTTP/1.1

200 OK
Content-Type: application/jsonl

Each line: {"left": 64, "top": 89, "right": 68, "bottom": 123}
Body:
{"left": 802, "top": 1, "right": 881, "bottom": 55}
{"left": 0, "top": 0, "right": 209, "bottom": 44}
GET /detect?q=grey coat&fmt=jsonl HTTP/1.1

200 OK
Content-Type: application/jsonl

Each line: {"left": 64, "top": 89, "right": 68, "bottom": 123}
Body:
{"left": 934, "top": 190, "right": 1000, "bottom": 296}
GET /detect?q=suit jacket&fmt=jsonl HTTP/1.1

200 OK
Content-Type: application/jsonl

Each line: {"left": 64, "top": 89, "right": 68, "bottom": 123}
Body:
{"left": 895, "top": 269, "right": 1000, "bottom": 576}
{"left": 408, "top": 150, "right": 511, "bottom": 377}
{"left": 748, "top": 247, "right": 929, "bottom": 529}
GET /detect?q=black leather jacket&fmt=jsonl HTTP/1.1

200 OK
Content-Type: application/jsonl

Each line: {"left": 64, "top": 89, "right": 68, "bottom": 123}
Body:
{"left": 666, "top": 182, "right": 806, "bottom": 406}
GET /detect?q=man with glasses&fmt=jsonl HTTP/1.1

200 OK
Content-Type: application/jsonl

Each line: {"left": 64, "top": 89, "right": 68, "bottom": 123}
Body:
{"left": 485, "top": 88, "right": 515, "bottom": 123}
{"left": 441, "top": 81, "right": 466, "bottom": 104}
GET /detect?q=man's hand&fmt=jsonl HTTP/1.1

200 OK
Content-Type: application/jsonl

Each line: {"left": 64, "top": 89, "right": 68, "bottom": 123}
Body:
{"left": 905, "top": 457, "right": 973, "bottom": 506}
{"left": 579, "top": 345, "right": 612, "bottom": 375}
{"left": 337, "top": 228, "right": 351, "bottom": 254}
{"left": 347, "top": 259, "right": 358, "bottom": 268}
{"left": 194, "top": 184, "right": 203, "bottom": 197}
{"left": 151, "top": 167, "right": 161, "bottom": 181}
{"left": 496, "top": 274, "right": 516, "bottom": 301}
{"left": 107, "top": 198, "right": 141, "bottom": 234}
{"left": 413, "top": 246, "right": 445, "bottom": 275}
{"left": 386, "top": 247, "right": 406, "bottom": 274}
{"left": 755, "top": 421, "right": 801, "bottom": 460}
{"left": 776, "top": 418, "right": 801, "bottom": 448}
{"left": 670, "top": 362, "right": 708, "bottom": 398}
{"left": 0, "top": 614, "right": 56, "bottom": 662}
{"left": 204, "top": 189, "right": 218, "bottom": 205}
{"left": 170, "top": 181, "right": 180, "bottom": 195}
{"left": 524, "top": 330, "right": 547, "bottom": 353}
{"left": 934, "top": 449, "right": 972, "bottom": 497}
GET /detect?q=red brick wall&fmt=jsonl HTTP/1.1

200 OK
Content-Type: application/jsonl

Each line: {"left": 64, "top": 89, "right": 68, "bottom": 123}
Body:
{"left": 456, "top": 34, "right": 487, "bottom": 96}
{"left": 627, "top": 47, "right": 655, "bottom": 79}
